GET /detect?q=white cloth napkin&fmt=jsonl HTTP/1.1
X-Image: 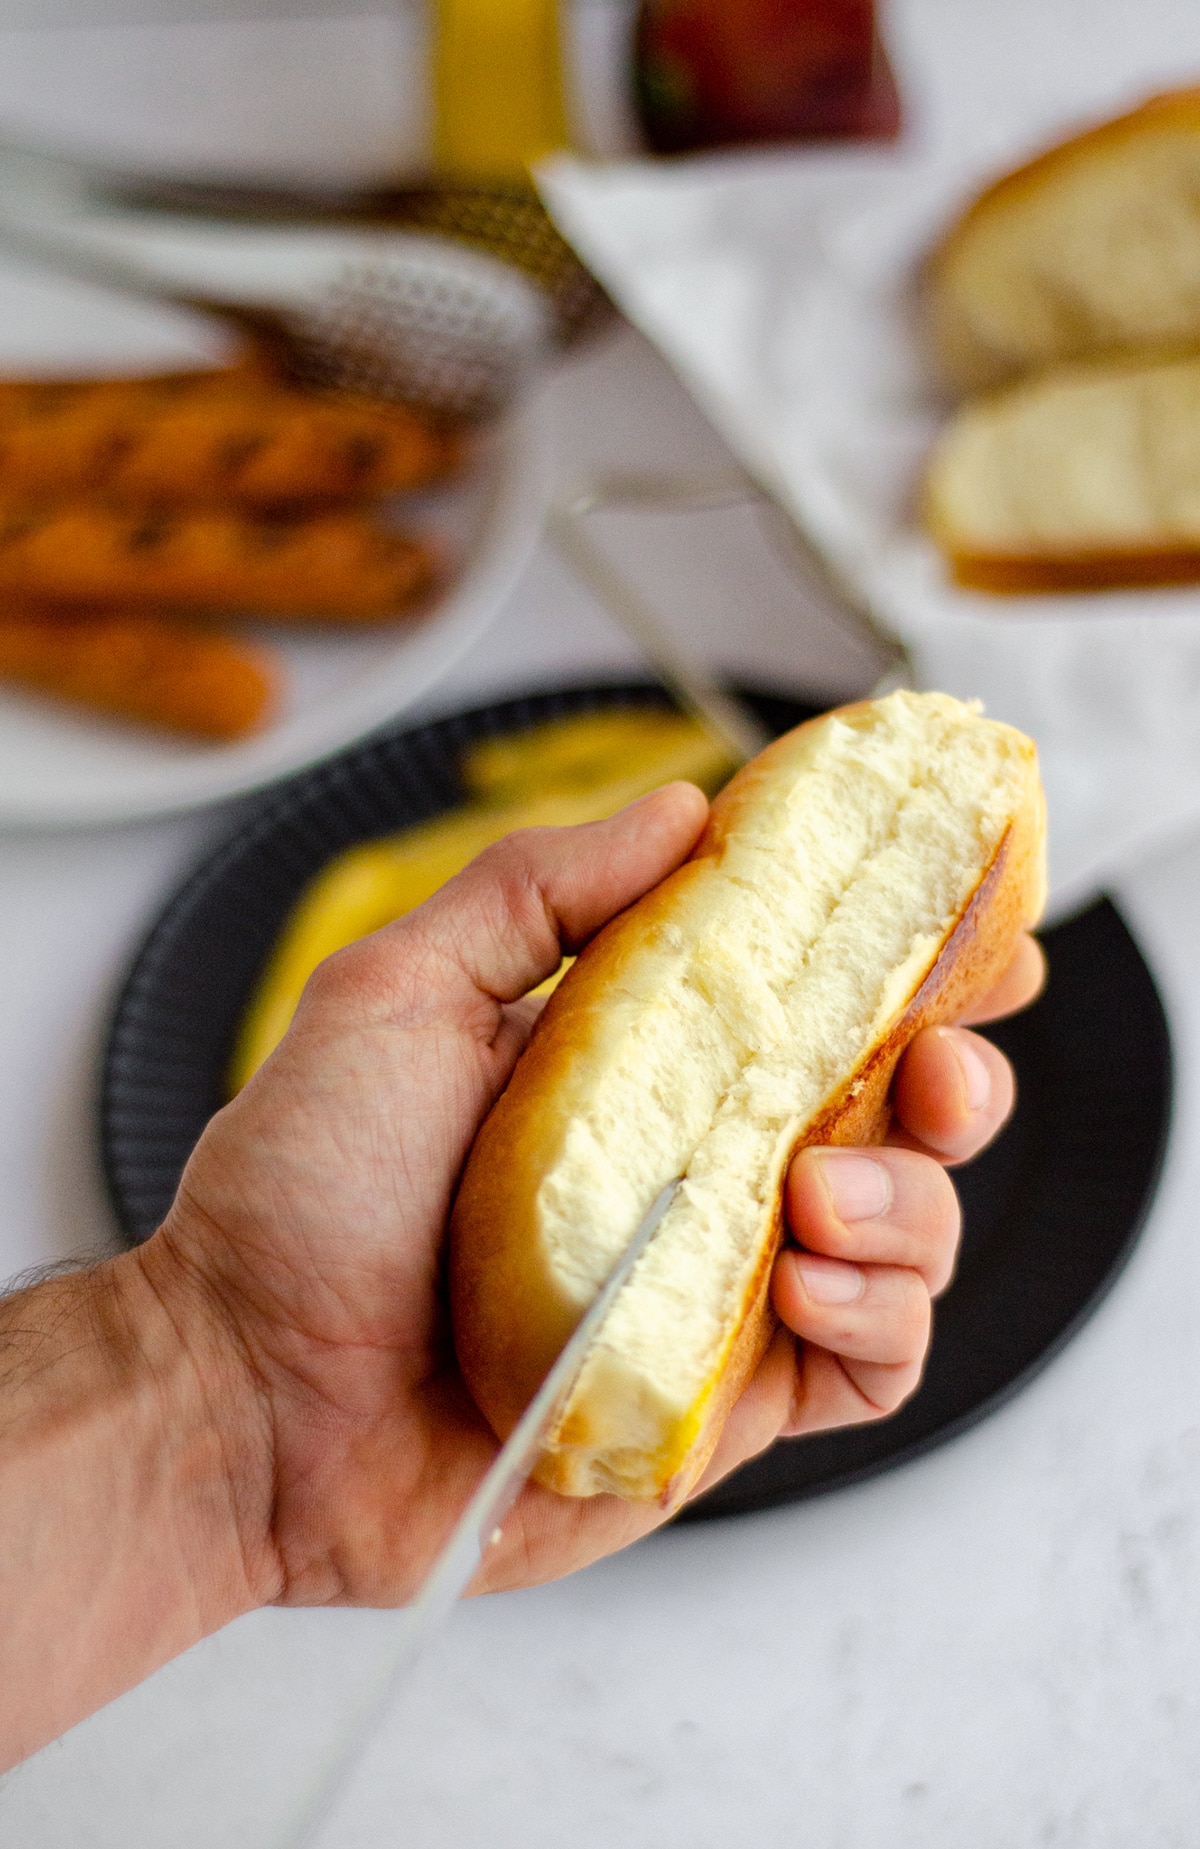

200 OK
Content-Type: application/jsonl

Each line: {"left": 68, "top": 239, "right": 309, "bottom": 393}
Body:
{"left": 539, "top": 0, "right": 1200, "bottom": 911}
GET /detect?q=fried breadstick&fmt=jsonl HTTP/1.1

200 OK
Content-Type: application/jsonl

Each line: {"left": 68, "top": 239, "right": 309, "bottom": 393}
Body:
{"left": 0, "top": 369, "right": 460, "bottom": 505}
{"left": 0, "top": 608, "right": 277, "bottom": 738}
{"left": 0, "top": 503, "right": 439, "bottom": 619}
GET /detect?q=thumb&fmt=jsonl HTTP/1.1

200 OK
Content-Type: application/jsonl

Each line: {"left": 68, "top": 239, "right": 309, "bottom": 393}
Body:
{"left": 397, "top": 781, "right": 709, "bottom": 1008}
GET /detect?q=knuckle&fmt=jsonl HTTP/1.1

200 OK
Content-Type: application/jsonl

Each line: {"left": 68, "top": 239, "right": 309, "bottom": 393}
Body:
{"left": 477, "top": 827, "right": 546, "bottom": 886}
{"left": 870, "top": 1363, "right": 923, "bottom": 1416}
{"left": 473, "top": 832, "right": 558, "bottom": 940}
{"left": 917, "top": 1172, "right": 963, "bottom": 1266}
{"left": 903, "top": 1277, "right": 933, "bottom": 1345}
{"left": 881, "top": 1271, "right": 931, "bottom": 1358}
{"left": 929, "top": 1215, "right": 963, "bottom": 1292}
{"left": 475, "top": 829, "right": 533, "bottom": 877}
{"left": 305, "top": 920, "right": 432, "bottom": 1023}
{"left": 807, "top": 1213, "right": 860, "bottom": 1261}
{"left": 884, "top": 1158, "right": 961, "bottom": 1264}
{"left": 301, "top": 939, "right": 373, "bottom": 1007}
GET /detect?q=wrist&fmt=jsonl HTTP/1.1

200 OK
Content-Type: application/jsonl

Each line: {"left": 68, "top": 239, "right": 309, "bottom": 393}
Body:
{"left": 121, "top": 1226, "right": 284, "bottom": 1614}
{"left": 0, "top": 1240, "right": 279, "bottom": 1766}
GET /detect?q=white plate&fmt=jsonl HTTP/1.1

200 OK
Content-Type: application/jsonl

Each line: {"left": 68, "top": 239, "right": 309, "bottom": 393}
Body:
{"left": 0, "top": 230, "right": 553, "bottom": 827}
{"left": 0, "top": 399, "right": 550, "bottom": 826}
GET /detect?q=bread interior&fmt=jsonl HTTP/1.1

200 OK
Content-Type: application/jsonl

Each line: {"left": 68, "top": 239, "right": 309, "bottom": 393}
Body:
{"left": 927, "top": 356, "right": 1200, "bottom": 554}
{"left": 538, "top": 692, "right": 1032, "bottom": 1499}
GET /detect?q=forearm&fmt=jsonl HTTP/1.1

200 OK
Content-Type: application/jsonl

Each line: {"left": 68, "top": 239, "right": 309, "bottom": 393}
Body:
{"left": 0, "top": 1243, "right": 277, "bottom": 1770}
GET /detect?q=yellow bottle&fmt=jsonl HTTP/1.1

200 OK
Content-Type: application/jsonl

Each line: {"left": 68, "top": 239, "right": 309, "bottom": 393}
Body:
{"left": 433, "top": 0, "right": 571, "bottom": 179}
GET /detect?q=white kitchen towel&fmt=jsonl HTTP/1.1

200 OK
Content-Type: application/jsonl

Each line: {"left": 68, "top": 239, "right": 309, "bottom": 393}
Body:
{"left": 539, "top": 0, "right": 1200, "bottom": 911}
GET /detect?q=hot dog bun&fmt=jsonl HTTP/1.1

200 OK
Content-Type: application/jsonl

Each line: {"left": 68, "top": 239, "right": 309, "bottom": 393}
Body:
{"left": 449, "top": 692, "right": 1045, "bottom": 1508}
{"left": 923, "top": 352, "right": 1200, "bottom": 592}
{"left": 927, "top": 87, "right": 1200, "bottom": 392}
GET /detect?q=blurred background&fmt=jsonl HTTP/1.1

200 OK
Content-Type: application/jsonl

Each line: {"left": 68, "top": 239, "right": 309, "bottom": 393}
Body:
{"left": 0, "top": 0, "right": 639, "bottom": 178}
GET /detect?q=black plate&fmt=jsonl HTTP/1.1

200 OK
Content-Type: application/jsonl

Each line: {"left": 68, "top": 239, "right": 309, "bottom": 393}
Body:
{"left": 101, "top": 682, "right": 1172, "bottom": 1518}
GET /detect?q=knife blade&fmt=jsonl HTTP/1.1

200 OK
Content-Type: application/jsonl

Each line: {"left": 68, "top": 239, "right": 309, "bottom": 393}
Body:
{"left": 278, "top": 1175, "right": 682, "bottom": 1848}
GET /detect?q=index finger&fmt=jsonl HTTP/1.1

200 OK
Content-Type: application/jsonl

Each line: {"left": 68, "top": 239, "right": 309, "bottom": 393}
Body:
{"left": 956, "top": 932, "right": 1045, "bottom": 1025}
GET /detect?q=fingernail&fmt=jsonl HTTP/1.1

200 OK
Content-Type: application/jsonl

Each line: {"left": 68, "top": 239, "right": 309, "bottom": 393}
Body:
{"left": 795, "top": 1254, "right": 865, "bottom": 1305}
{"left": 816, "top": 1151, "right": 892, "bottom": 1222}
{"left": 943, "top": 1028, "right": 992, "bottom": 1111}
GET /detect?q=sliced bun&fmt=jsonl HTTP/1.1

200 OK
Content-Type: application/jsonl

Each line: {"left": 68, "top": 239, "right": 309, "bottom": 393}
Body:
{"left": 450, "top": 692, "right": 1045, "bottom": 1507}
{"left": 927, "top": 88, "right": 1200, "bottom": 392}
{"left": 924, "top": 352, "right": 1200, "bottom": 592}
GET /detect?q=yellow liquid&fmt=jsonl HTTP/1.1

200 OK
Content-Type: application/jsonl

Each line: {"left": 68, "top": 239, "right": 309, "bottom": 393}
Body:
{"left": 433, "top": 0, "right": 571, "bottom": 178}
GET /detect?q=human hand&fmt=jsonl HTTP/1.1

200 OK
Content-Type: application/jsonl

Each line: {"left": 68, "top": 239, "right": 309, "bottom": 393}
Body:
{"left": 141, "top": 783, "right": 1043, "bottom": 1609}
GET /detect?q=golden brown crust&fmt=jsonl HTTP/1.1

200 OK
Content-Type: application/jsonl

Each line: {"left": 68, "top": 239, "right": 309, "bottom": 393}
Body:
{"left": 944, "top": 547, "right": 1200, "bottom": 594}
{"left": 931, "top": 87, "right": 1200, "bottom": 264}
{"left": 925, "top": 86, "right": 1200, "bottom": 388}
{"left": 450, "top": 700, "right": 1045, "bottom": 1505}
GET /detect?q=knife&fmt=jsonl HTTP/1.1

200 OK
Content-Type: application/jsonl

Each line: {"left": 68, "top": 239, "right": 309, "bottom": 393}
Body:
{"left": 278, "top": 1176, "right": 682, "bottom": 1848}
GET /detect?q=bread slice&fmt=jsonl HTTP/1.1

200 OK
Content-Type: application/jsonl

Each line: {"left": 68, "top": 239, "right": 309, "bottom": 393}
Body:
{"left": 927, "top": 87, "right": 1200, "bottom": 392}
{"left": 923, "top": 352, "right": 1200, "bottom": 591}
{"left": 450, "top": 692, "right": 1045, "bottom": 1507}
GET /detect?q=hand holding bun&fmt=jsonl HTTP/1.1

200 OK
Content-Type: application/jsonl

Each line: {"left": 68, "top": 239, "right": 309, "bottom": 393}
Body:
{"left": 149, "top": 720, "right": 1041, "bottom": 1620}
{"left": 451, "top": 691, "right": 1045, "bottom": 1507}
{"left": 1, "top": 741, "right": 1043, "bottom": 1767}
